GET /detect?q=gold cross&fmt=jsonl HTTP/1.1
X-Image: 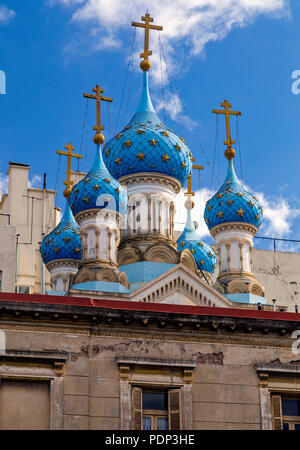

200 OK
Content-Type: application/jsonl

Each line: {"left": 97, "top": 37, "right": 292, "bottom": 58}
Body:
{"left": 83, "top": 84, "right": 113, "bottom": 144}
{"left": 185, "top": 158, "right": 203, "bottom": 196}
{"left": 132, "top": 12, "right": 163, "bottom": 71}
{"left": 213, "top": 100, "right": 241, "bottom": 159}
{"left": 56, "top": 142, "right": 82, "bottom": 198}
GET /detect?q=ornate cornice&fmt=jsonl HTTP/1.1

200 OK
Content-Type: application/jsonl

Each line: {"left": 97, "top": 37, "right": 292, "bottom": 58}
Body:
{"left": 119, "top": 172, "right": 181, "bottom": 194}
{"left": 75, "top": 208, "right": 122, "bottom": 224}
{"left": 211, "top": 222, "right": 258, "bottom": 238}
{"left": 47, "top": 259, "right": 80, "bottom": 271}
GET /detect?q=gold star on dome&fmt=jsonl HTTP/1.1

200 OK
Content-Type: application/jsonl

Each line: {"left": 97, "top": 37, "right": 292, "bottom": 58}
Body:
{"left": 205, "top": 218, "right": 209, "bottom": 225}
{"left": 200, "top": 260, "right": 204, "bottom": 265}
{"left": 179, "top": 242, "right": 186, "bottom": 248}
{"left": 237, "top": 192, "right": 243, "bottom": 197}
{"left": 149, "top": 138, "right": 157, "bottom": 146}
{"left": 253, "top": 196, "right": 258, "bottom": 201}
{"left": 125, "top": 125, "right": 130, "bottom": 130}
{"left": 115, "top": 187, "right": 120, "bottom": 194}
{"left": 189, "top": 248, "right": 195, "bottom": 255}
{"left": 217, "top": 193, "right": 223, "bottom": 198}
{"left": 136, "top": 129, "right": 145, "bottom": 135}
{"left": 181, "top": 162, "right": 187, "bottom": 169}
{"left": 54, "top": 247, "right": 60, "bottom": 254}
{"left": 175, "top": 143, "right": 181, "bottom": 151}
{"left": 261, "top": 208, "right": 264, "bottom": 215}
{"left": 93, "top": 184, "right": 100, "bottom": 191}
{"left": 156, "top": 124, "right": 162, "bottom": 128}
{"left": 45, "top": 240, "right": 50, "bottom": 246}
{"left": 84, "top": 178, "right": 90, "bottom": 184}
{"left": 208, "top": 252, "right": 213, "bottom": 258}
{"left": 140, "top": 123, "right": 146, "bottom": 126}
{"left": 179, "top": 137, "right": 185, "bottom": 143}
{"left": 70, "top": 203, "right": 74, "bottom": 210}
{"left": 227, "top": 199, "right": 233, "bottom": 206}
{"left": 217, "top": 211, "right": 223, "bottom": 218}
{"left": 161, "top": 153, "right": 171, "bottom": 163}
{"left": 63, "top": 237, "right": 70, "bottom": 243}
{"left": 161, "top": 131, "right": 169, "bottom": 136}
{"left": 74, "top": 248, "right": 80, "bottom": 254}
{"left": 73, "top": 188, "right": 79, "bottom": 194}
{"left": 248, "top": 201, "right": 254, "bottom": 207}
{"left": 83, "top": 197, "right": 90, "bottom": 204}
{"left": 237, "top": 208, "right": 245, "bottom": 217}
{"left": 255, "top": 214, "right": 260, "bottom": 221}
{"left": 207, "top": 205, "right": 212, "bottom": 211}
{"left": 115, "top": 156, "right": 122, "bottom": 165}
{"left": 198, "top": 242, "right": 203, "bottom": 247}
{"left": 105, "top": 148, "right": 110, "bottom": 156}
{"left": 124, "top": 139, "right": 132, "bottom": 147}
{"left": 168, "top": 128, "right": 173, "bottom": 132}
{"left": 116, "top": 133, "right": 123, "bottom": 140}
{"left": 137, "top": 152, "right": 146, "bottom": 161}
{"left": 104, "top": 178, "right": 111, "bottom": 183}
{"left": 212, "top": 264, "right": 216, "bottom": 269}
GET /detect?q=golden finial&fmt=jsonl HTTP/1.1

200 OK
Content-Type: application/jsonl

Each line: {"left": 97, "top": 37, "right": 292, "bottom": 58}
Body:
{"left": 185, "top": 157, "right": 203, "bottom": 198}
{"left": 212, "top": 100, "right": 241, "bottom": 159}
{"left": 132, "top": 12, "right": 163, "bottom": 71}
{"left": 83, "top": 84, "right": 113, "bottom": 145}
{"left": 56, "top": 142, "right": 82, "bottom": 198}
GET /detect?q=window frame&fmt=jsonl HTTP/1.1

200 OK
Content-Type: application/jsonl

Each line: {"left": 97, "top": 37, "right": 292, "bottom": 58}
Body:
{"left": 0, "top": 353, "right": 66, "bottom": 430}
{"left": 117, "top": 357, "right": 195, "bottom": 430}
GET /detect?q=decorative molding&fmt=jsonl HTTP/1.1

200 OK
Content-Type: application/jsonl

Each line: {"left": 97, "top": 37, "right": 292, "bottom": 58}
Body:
{"left": 211, "top": 222, "right": 258, "bottom": 238}
{"left": 119, "top": 172, "right": 181, "bottom": 194}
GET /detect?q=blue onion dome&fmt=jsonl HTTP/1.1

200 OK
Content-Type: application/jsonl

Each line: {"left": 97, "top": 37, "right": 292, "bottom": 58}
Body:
{"left": 41, "top": 200, "right": 81, "bottom": 265}
{"left": 204, "top": 155, "right": 263, "bottom": 232}
{"left": 102, "top": 71, "right": 192, "bottom": 186}
{"left": 69, "top": 144, "right": 128, "bottom": 217}
{"left": 177, "top": 201, "right": 217, "bottom": 274}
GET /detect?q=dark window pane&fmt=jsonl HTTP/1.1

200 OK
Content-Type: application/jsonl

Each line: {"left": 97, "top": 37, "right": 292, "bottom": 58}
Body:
{"left": 142, "top": 417, "right": 151, "bottom": 430}
{"left": 283, "top": 423, "right": 290, "bottom": 430}
{"left": 157, "top": 418, "right": 168, "bottom": 430}
{"left": 143, "top": 392, "right": 167, "bottom": 411}
{"left": 282, "top": 399, "right": 300, "bottom": 416}
{"left": 294, "top": 424, "right": 300, "bottom": 430}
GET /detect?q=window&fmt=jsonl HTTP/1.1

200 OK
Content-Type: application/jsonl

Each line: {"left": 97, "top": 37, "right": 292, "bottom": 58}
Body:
{"left": 132, "top": 387, "right": 181, "bottom": 430}
{"left": 15, "top": 285, "right": 30, "bottom": 294}
{"left": 272, "top": 395, "right": 300, "bottom": 430}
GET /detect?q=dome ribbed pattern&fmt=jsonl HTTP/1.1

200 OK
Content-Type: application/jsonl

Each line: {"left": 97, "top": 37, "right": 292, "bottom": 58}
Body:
{"left": 103, "top": 71, "right": 192, "bottom": 185}
{"left": 69, "top": 145, "right": 128, "bottom": 217}
{"left": 177, "top": 208, "right": 217, "bottom": 274}
{"left": 41, "top": 201, "right": 81, "bottom": 264}
{"left": 204, "top": 158, "right": 263, "bottom": 231}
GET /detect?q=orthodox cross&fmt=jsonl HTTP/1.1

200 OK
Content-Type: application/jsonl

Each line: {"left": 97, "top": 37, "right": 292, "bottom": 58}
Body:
{"left": 56, "top": 142, "right": 82, "bottom": 198}
{"left": 185, "top": 157, "right": 203, "bottom": 196}
{"left": 212, "top": 100, "right": 241, "bottom": 153}
{"left": 83, "top": 85, "right": 113, "bottom": 144}
{"left": 132, "top": 13, "right": 163, "bottom": 71}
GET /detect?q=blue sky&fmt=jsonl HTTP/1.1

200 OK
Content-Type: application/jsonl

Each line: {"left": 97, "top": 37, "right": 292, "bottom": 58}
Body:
{"left": 1, "top": 0, "right": 300, "bottom": 248}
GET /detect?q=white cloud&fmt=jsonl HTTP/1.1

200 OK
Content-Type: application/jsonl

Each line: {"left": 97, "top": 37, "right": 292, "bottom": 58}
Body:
{"left": 51, "top": 0, "right": 290, "bottom": 78}
{"left": 254, "top": 191, "right": 300, "bottom": 238}
{"left": 29, "top": 174, "right": 43, "bottom": 189}
{"left": 0, "top": 5, "right": 16, "bottom": 24}
{"left": 0, "top": 172, "right": 8, "bottom": 194}
{"left": 155, "top": 92, "right": 198, "bottom": 130}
